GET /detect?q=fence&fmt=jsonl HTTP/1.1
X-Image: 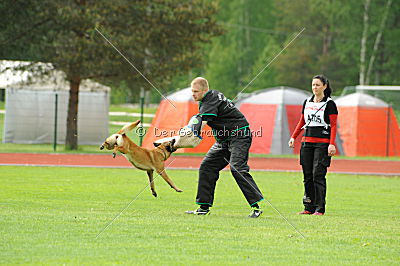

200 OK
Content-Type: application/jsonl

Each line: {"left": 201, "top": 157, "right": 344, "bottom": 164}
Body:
{"left": 3, "top": 89, "right": 109, "bottom": 145}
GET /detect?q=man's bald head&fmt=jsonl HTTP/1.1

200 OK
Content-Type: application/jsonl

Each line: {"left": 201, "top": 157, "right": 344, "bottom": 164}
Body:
{"left": 191, "top": 77, "right": 209, "bottom": 91}
{"left": 191, "top": 77, "right": 210, "bottom": 101}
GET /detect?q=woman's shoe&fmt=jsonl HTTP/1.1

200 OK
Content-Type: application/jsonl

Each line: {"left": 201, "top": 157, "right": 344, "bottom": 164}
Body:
{"left": 298, "top": 210, "right": 313, "bottom": 215}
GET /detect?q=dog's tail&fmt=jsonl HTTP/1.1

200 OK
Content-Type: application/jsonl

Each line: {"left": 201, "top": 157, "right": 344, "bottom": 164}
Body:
{"left": 118, "top": 120, "right": 141, "bottom": 135}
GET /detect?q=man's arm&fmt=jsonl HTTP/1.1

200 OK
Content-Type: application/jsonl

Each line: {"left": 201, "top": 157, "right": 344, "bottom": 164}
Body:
{"left": 187, "top": 115, "right": 208, "bottom": 137}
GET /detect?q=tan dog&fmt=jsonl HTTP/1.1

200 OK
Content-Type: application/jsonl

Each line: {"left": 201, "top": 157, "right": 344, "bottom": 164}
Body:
{"left": 100, "top": 120, "right": 182, "bottom": 197}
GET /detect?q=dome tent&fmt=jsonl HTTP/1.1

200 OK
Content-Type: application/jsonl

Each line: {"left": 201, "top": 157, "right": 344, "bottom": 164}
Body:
{"left": 238, "top": 86, "right": 312, "bottom": 154}
{"left": 142, "top": 88, "right": 215, "bottom": 153}
{"left": 336, "top": 92, "right": 400, "bottom": 156}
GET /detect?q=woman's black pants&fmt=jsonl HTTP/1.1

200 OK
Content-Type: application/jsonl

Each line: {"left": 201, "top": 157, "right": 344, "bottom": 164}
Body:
{"left": 300, "top": 142, "right": 331, "bottom": 213}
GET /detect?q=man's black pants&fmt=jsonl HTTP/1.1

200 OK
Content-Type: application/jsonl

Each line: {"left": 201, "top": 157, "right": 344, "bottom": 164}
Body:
{"left": 196, "top": 133, "right": 264, "bottom": 207}
{"left": 300, "top": 142, "right": 331, "bottom": 213}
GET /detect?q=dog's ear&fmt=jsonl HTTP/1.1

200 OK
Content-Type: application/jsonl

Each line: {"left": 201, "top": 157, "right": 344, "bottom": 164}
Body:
{"left": 118, "top": 120, "right": 141, "bottom": 134}
{"left": 153, "top": 142, "right": 161, "bottom": 147}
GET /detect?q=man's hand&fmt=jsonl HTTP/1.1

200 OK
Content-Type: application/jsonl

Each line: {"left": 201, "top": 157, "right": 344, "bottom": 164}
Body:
{"left": 328, "top": 144, "right": 336, "bottom": 156}
{"left": 288, "top": 138, "right": 295, "bottom": 148}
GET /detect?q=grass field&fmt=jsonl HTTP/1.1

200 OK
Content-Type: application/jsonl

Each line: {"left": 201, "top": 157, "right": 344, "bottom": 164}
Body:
{"left": 108, "top": 105, "right": 157, "bottom": 142}
{"left": 1, "top": 166, "right": 399, "bottom": 264}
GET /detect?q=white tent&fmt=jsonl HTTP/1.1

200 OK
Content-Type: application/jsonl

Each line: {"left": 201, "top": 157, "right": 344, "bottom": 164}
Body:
{"left": 237, "top": 87, "right": 311, "bottom": 154}
{"left": 2, "top": 61, "right": 110, "bottom": 145}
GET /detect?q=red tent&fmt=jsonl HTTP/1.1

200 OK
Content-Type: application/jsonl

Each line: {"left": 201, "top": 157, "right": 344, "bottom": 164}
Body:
{"left": 336, "top": 93, "right": 400, "bottom": 156}
{"left": 238, "top": 87, "right": 311, "bottom": 154}
{"left": 142, "top": 88, "right": 215, "bottom": 153}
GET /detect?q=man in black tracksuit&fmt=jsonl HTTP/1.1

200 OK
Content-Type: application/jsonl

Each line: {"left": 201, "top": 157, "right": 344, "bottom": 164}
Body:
{"left": 185, "top": 77, "right": 264, "bottom": 218}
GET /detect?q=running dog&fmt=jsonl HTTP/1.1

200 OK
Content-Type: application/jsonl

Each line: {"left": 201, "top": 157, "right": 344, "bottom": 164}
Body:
{"left": 100, "top": 120, "right": 182, "bottom": 197}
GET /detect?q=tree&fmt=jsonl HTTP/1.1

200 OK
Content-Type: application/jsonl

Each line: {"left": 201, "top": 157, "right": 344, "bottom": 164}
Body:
{"left": 365, "top": 0, "right": 393, "bottom": 85}
{"left": 359, "top": 0, "right": 371, "bottom": 85}
{"left": 201, "top": 0, "right": 400, "bottom": 95}
{"left": 0, "top": 0, "right": 222, "bottom": 149}
{"left": 205, "top": 0, "right": 277, "bottom": 98}
{"left": 272, "top": 0, "right": 357, "bottom": 91}
{"left": 378, "top": 1, "right": 400, "bottom": 85}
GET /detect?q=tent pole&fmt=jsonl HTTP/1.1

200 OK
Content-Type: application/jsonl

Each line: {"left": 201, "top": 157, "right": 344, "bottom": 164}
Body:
{"left": 53, "top": 93, "right": 58, "bottom": 152}
{"left": 386, "top": 105, "right": 390, "bottom": 157}
{"left": 139, "top": 87, "right": 145, "bottom": 146}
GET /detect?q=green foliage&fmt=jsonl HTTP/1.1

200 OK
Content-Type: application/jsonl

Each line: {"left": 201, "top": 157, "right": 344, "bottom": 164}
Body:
{"left": 1, "top": 167, "right": 399, "bottom": 264}
{"left": 204, "top": 0, "right": 277, "bottom": 97}
{"left": 110, "top": 81, "right": 131, "bottom": 104}
{"left": 0, "top": 0, "right": 223, "bottom": 149}
{"left": 1, "top": 0, "right": 223, "bottom": 89}
{"left": 246, "top": 38, "right": 280, "bottom": 90}
{"left": 378, "top": 0, "right": 400, "bottom": 85}
{"left": 199, "top": 0, "right": 400, "bottom": 97}
{"left": 108, "top": 105, "right": 158, "bottom": 114}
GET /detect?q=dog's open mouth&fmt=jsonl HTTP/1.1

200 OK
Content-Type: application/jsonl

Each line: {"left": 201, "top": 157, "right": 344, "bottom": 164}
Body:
{"left": 100, "top": 142, "right": 115, "bottom": 150}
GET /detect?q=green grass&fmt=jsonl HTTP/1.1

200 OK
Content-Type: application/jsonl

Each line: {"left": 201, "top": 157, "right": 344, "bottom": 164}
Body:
{"left": 109, "top": 115, "right": 153, "bottom": 124}
{"left": 108, "top": 105, "right": 156, "bottom": 139}
{"left": 109, "top": 105, "right": 158, "bottom": 114}
{"left": 1, "top": 167, "right": 399, "bottom": 264}
{"left": 0, "top": 113, "right": 3, "bottom": 143}
{"left": 108, "top": 105, "right": 156, "bottom": 125}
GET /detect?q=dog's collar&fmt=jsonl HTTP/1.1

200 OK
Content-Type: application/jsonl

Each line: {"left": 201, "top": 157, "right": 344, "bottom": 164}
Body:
{"left": 157, "top": 146, "right": 168, "bottom": 161}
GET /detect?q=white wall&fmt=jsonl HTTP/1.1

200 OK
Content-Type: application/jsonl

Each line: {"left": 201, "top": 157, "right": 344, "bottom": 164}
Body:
{"left": 3, "top": 89, "right": 109, "bottom": 145}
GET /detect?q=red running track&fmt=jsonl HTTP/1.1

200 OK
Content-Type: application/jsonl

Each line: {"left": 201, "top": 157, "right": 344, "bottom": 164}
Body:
{"left": 0, "top": 153, "right": 399, "bottom": 176}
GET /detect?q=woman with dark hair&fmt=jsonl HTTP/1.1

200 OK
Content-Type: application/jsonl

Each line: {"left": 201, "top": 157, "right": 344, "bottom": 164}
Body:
{"left": 288, "top": 75, "right": 338, "bottom": 215}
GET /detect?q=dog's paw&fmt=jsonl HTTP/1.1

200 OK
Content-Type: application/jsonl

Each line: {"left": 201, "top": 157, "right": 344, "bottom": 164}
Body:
{"left": 152, "top": 192, "right": 158, "bottom": 197}
{"left": 112, "top": 152, "right": 116, "bottom": 158}
{"left": 175, "top": 188, "right": 183, "bottom": 193}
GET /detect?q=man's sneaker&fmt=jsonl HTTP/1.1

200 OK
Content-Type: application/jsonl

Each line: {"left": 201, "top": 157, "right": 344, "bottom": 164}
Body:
{"left": 185, "top": 208, "right": 210, "bottom": 215}
{"left": 313, "top": 212, "right": 324, "bottom": 216}
{"left": 248, "top": 208, "right": 263, "bottom": 218}
{"left": 298, "top": 210, "right": 313, "bottom": 215}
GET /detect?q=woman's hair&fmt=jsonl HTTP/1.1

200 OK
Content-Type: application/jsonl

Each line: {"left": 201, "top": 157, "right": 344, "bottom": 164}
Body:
{"left": 313, "top": 74, "right": 332, "bottom": 97}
